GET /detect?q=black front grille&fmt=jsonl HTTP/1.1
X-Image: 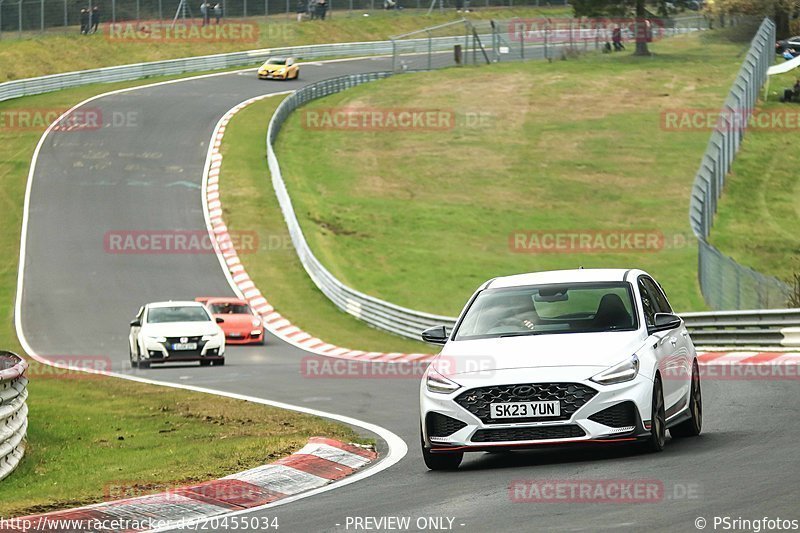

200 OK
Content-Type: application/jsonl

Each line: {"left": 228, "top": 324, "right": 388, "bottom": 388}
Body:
{"left": 588, "top": 402, "right": 638, "bottom": 428}
{"left": 455, "top": 383, "right": 597, "bottom": 424}
{"left": 426, "top": 412, "right": 467, "bottom": 438}
{"left": 165, "top": 336, "right": 203, "bottom": 344}
{"left": 472, "top": 425, "right": 585, "bottom": 443}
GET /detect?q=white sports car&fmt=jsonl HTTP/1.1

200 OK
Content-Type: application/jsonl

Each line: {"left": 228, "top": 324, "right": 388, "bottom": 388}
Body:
{"left": 419, "top": 269, "right": 702, "bottom": 470}
{"left": 129, "top": 301, "right": 226, "bottom": 368}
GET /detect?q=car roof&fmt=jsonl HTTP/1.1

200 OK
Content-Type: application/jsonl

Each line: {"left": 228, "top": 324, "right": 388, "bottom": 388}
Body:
{"left": 484, "top": 268, "right": 644, "bottom": 290}
{"left": 204, "top": 297, "right": 249, "bottom": 305}
{"left": 146, "top": 301, "right": 206, "bottom": 308}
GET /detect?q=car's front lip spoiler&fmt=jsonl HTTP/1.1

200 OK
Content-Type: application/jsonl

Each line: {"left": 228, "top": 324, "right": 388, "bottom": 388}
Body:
{"left": 428, "top": 436, "right": 643, "bottom": 453}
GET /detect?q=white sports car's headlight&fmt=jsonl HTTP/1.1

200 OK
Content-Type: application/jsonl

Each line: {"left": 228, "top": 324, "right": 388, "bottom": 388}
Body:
{"left": 202, "top": 333, "right": 223, "bottom": 341}
{"left": 591, "top": 355, "right": 639, "bottom": 385}
{"left": 426, "top": 366, "right": 461, "bottom": 394}
{"left": 145, "top": 336, "right": 166, "bottom": 343}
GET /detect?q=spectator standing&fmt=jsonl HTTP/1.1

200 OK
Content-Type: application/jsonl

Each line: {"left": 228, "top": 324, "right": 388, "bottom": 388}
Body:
{"left": 317, "top": 0, "right": 327, "bottom": 20}
{"left": 214, "top": 3, "right": 222, "bottom": 24}
{"left": 200, "top": 1, "right": 209, "bottom": 26}
{"left": 91, "top": 6, "right": 100, "bottom": 33}
{"left": 309, "top": 0, "right": 317, "bottom": 19}
{"left": 79, "top": 8, "right": 89, "bottom": 34}
{"left": 296, "top": 0, "right": 307, "bottom": 21}
{"left": 612, "top": 27, "right": 625, "bottom": 51}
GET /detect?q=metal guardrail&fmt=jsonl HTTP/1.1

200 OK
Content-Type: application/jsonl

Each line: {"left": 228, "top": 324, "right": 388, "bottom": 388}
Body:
{"left": 682, "top": 309, "right": 800, "bottom": 348}
{"left": 0, "top": 35, "right": 488, "bottom": 104}
{"left": 0, "top": 351, "right": 28, "bottom": 482}
{"left": 688, "top": 17, "right": 792, "bottom": 310}
{"left": 267, "top": 72, "right": 458, "bottom": 340}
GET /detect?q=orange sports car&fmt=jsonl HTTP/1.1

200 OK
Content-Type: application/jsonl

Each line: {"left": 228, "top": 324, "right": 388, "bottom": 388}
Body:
{"left": 196, "top": 297, "right": 265, "bottom": 345}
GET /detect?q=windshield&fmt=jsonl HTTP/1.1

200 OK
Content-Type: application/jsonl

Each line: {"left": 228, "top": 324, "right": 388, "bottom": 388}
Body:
{"left": 209, "top": 303, "right": 251, "bottom": 315}
{"left": 266, "top": 58, "right": 286, "bottom": 65}
{"left": 454, "top": 282, "right": 637, "bottom": 340}
{"left": 147, "top": 306, "right": 211, "bottom": 324}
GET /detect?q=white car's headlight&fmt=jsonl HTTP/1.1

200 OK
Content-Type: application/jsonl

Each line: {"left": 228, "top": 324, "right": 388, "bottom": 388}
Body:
{"left": 591, "top": 355, "right": 639, "bottom": 385}
{"left": 145, "top": 336, "right": 166, "bottom": 343}
{"left": 202, "top": 333, "right": 222, "bottom": 341}
{"left": 426, "top": 366, "right": 461, "bottom": 394}
{"left": 251, "top": 318, "right": 262, "bottom": 327}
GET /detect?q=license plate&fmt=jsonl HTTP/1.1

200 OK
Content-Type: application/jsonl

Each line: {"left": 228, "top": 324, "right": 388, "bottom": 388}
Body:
{"left": 490, "top": 401, "right": 560, "bottom": 419}
{"left": 172, "top": 342, "right": 197, "bottom": 351}
{"left": 228, "top": 333, "right": 243, "bottom": 338}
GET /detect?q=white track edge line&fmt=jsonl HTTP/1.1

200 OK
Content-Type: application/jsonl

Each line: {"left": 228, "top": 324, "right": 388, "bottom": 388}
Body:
{"left": 13, "top": 63, "right": 409, "bottom": 532}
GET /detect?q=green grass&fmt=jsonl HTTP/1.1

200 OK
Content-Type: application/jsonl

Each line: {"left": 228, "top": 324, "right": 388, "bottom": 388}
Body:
{"left": 0, "top": 7, "right": 569, "bottom": 82}
{"left": 0, "top": 362, "right": 364, "bottom": 517}
{"left": 0, "top": 73, "right": 366, "bottom": 517}
{"left": 218, "top": 95, "right": 430, "bottom": 353}
{"left": 707, "top": 69, "right": 800, "bottom": 282}
{"left": 274, "top": 30, "right": 749, "bottom": 318}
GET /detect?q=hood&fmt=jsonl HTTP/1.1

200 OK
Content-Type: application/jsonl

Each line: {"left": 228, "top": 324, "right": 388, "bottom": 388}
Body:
{"left": 215, "top": 314, "right": 259, "bottom": 329}
{"left": 260, "top": 64, "right": 286, "bottom": 72}
{"left": 142, "top": 321, "right": 221, "bottom": 337}
{"left": 433, "top": 330, "right": 646, "bottom": 377}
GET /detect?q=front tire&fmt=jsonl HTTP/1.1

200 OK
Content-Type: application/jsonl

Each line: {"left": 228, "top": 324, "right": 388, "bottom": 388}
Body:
{"left": 129, "top": 343, "right": 138, "bottom": 369}
{"left": 644, "top": 376, "right": 666, "bottom": 452}
{"left": 670, "top": 361, "right": 702, "bottom": 438}
{"left": 421, "top": 429, "right": 462, "bottom": 470}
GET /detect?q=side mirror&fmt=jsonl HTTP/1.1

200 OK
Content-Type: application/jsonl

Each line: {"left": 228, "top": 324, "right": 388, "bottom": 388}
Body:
{"left": 216, "top": 317, "right": 225, "bottom": 324}
{"left": 650, "top": 313, "right": 681, "bottom": 333}
{"left": 130, "top": 319, "right": 141, "bottom": 327}
{"left": 421, "top": 325, "right": 449, "bottom": 345}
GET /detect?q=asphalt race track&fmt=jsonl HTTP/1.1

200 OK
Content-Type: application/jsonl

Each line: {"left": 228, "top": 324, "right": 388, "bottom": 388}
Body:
{"left": 17, "top": 55, "right": 800, "bottom": 532}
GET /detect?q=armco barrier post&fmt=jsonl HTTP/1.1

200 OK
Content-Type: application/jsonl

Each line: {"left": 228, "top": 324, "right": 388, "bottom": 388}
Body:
{"left": 0, "top": 351, "right": 28, "bottom": 482}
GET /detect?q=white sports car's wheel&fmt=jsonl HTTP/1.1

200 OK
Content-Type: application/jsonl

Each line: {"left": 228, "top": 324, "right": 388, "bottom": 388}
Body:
{"left": 671, "top": 361, "right": 702, "bottom": 438}
{"left": 644, "top": 376, "right": 666, "bottom": 452}
{"left": 129, "top": 343, "right": 138, "bottom": 369}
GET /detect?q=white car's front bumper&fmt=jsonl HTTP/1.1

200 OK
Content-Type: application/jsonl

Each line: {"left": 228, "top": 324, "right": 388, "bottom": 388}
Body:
{"left": 420, "top": 367, "right": 654, "bottom": 452}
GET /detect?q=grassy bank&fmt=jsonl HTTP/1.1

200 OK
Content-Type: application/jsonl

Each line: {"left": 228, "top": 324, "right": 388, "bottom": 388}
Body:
{"left": 218, "top": 95, "right": 429, "bottom": 353}
{"left": 274, "top": 30, "right": 748, "bottom": 316}
{"left": 707, "top": 70, "right": 800, "bottom": 283}
{"left": 0, "top": 7, "right": 569, "bottom": 81}
{"left": 0, "top": 73, "right": 366, "bottom": 517}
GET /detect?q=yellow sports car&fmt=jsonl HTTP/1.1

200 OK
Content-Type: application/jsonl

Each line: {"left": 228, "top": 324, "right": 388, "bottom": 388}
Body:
{"left": 257, "top": 57, "right": 299, "bottom": 80}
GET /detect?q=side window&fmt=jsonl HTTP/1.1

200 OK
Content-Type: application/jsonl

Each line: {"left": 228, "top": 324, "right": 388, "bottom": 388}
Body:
{"left": 638, "top": 277, "right": 657, "bottom": 327}
{"left": 642, "top": 277, "right": 672, "bottom": 314}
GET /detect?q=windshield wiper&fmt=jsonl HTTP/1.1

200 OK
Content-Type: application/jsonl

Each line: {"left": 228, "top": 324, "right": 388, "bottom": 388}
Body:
{"left": 498, "top": 331, "right": 542, "bottom": 338}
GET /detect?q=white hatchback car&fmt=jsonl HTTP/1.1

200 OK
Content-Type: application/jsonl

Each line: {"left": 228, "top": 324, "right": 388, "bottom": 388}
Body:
{"left": 419, "top": 269, "right": 702, "bottom": 470}
{"left": 129, "top": 301, "right": 226, "bottom": 368}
